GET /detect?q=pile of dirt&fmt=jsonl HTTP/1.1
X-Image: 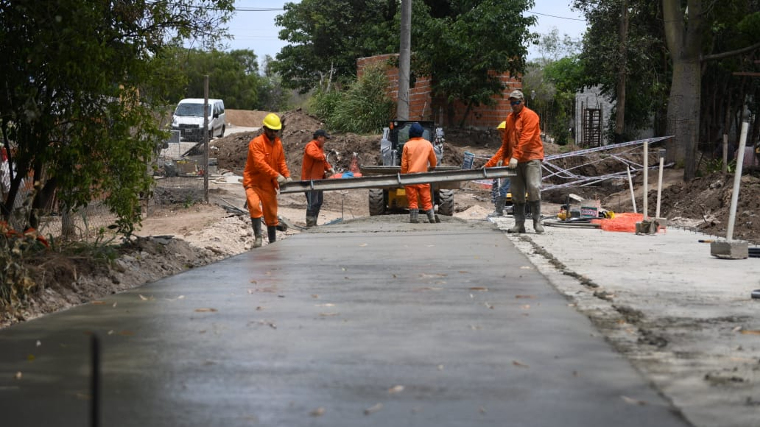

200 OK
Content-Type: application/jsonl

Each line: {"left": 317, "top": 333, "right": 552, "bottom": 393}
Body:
{"left": 655, "top": 173, "right": 760, "bottom": 241}
{"left": 213, "top": 109, "right": 469, "bottom": 178}
{"left": 224, "top": 109, "right": 269, "bottom": 128}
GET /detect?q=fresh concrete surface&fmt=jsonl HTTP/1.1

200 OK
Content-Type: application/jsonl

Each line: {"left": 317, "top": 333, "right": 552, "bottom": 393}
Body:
{"left": 0, "top": 219, "right": 688, "bottom": 426}
{"left": 490, "top": 215, "right": 760, "bottom": 427}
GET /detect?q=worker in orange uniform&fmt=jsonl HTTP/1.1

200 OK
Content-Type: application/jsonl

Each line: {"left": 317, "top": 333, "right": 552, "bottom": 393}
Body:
{"left": 400, "top": 122, "right": 438, "bottom": 223}
{"left": 301, "top": 129, "right": 335, "bottom": 227}
{"left": 243, "top": 113, "right": 292, "bottom": 248}
{"left": 495, "top": 89, "right": 544, "bottom": 233}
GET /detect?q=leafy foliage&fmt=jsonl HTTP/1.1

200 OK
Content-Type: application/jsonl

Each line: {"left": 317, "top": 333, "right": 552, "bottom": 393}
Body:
{"left": 410, "top": 0, "right": 536, "bottom": 125}
{"left": 274, "top": 0, "right": 398, "bottom": 93}
{"left": 572, "top": 0, "right": 669, "bottom": 140}
{"left": 164, "top": 48, "right": 264, "bottom": 109}
{"left": 275, "top": 0, "right": 536, "bottom": 125}
{"left": 0, "top": 226, "right": 47, "bottom": 308}
{"left": 309, "top": 64, "right": 394, "bottom": 134}
{"left": 523, "top": 32, "right": 584, "bottom": 145}
{"left": 0, "top": 0, "right": 233, "bottom": 236}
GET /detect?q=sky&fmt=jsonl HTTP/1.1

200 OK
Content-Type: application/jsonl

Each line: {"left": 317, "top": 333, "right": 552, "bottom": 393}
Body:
{"left": 224, "top": 0, "right": 588, "bottom": 63}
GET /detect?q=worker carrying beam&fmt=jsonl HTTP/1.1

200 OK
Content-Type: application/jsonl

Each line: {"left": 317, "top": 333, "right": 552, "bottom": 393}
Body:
{"left": 490, "top": 90, "right": 544, "bottom": 233}
{"left": 243, "top": 113, "right": 293, "bottom": 248}
{"left": 301, "top": 129, "right": 335, "bottom": 227}
{"left": 400, "top": 122, "right": 438, "bottom": 223}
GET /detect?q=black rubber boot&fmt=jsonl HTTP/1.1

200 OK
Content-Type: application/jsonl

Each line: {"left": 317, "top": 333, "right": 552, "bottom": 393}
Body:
{"left": 426, "top": 209, "right": 436, "bottom": 223}
{"left": 530, "top": 200, "right": 544, "bottom": 234}
{"left": 488, "top": 196, "right": 506, "bottom": 217}
{"left": 508, "top": 203, "right": 526, "bottom": 233}
{"left": 267, "top": 225, "right": 277, "bottom": 243}
{"left": 410, "top": 209, "right": 419, "bottom": 223}
{"left": 251, "top": 217, "right": 263, "bottom": 248}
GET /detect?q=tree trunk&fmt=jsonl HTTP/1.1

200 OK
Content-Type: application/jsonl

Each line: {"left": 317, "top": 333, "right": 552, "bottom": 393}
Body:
{"left": 458, "top": 103, "right": 473, "bottom": 128}
{"left": 666, "top": 58, "right": 701, "bottom": 180}
{"left": 751, "top": 88, "right": 760, "bottom": 151}
{"left": 663, "top": 0, "right": 703, "bottom": 181}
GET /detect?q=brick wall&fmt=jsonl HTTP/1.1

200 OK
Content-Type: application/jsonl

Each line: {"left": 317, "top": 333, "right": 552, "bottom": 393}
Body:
{"left": 357, "top": 54, "right": 521, "bottom": 129}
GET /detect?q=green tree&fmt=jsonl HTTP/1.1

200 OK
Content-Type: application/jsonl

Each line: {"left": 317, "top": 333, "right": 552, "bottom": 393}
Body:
{"left": 274, "top": 0, "right": 398, "bottom": 93}
{"left": 168, "top": 48, "right": 262, "bottom": 110}
{"left": 664, "top": 0, "right": 760, "bottom": 179}
{"left": 274, "top": 0, "right": 536, "bottom": 125}
{"left": 414, "top": 0, "right": 536, "bottom": 126}
{"left": 0, "top": 0, "right": 233, "bottom": 235}
{"left": 523, "top": 31, "right": 585, "bottom": 145}
{"left": 573, "top": 0, "right": 669, "bottom": 143}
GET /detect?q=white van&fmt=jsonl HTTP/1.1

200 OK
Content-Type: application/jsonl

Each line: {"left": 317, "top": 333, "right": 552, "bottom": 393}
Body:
{"left": 171, "top": 98, "right": 226, "bottom": 141}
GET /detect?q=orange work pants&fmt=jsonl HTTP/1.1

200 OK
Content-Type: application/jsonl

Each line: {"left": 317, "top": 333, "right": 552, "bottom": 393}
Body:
{"left": 245, "top": 185, "right": 279, "bottom": 227}
{"left": 405, "top": 184, "right": 432, "bottom": 211}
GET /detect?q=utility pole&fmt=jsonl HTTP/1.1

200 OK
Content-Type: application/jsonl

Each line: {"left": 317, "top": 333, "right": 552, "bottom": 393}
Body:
{"left": 397, "top": 0, "right": 411, "bottom": 120}
{"left": 203, "top": 75, "right": 209, "bottom": 203}
{"left": 614, "top": 0, "right": 628, "bottom": 144}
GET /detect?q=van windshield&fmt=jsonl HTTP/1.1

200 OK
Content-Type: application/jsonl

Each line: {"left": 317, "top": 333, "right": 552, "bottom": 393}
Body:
{"left": 175, "top": 103, "right": 209, "bottom": 117}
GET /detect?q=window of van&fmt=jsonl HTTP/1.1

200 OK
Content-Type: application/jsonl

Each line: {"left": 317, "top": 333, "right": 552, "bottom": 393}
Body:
{"left": 175, "top": 103, "right": 209, "bottom": 117}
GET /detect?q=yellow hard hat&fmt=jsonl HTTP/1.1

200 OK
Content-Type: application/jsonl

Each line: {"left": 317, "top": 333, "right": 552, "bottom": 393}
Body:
{"left": 497, "top": 121, "right": 506, "bottom": 130}
{"left": 262, "top": 113, "right": 282, "bottom": 130}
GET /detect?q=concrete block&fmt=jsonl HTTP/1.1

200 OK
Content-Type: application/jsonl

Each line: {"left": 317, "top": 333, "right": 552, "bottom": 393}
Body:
{"left": 635, "top": 220, "right": 657, "bottom": 235}
{"left": 710, "top": 240, "right": 749, "bottom": 259}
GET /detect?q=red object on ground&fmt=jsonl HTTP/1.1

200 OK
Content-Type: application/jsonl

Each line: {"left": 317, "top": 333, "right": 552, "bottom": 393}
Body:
{"left": 592, "top": 213, "right": 644, "bottom": 233}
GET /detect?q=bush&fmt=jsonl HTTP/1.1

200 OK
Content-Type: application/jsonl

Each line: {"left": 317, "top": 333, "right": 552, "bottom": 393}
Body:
{"left": 308, "top": 89, "right": 342, "bottom": 124}
{"left": 0, "top": 225, "right": 48, "bottom": 308}
{"left": 309, "top": 63, "right": 394, "bottom": 134}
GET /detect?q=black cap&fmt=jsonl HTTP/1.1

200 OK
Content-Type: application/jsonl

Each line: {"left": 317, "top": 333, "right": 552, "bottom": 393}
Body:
{"left": 409, "top": 122, "right": 424, "bottom": 138}
{"left": 314, "top": 129, "right": 331, "bottom": 139}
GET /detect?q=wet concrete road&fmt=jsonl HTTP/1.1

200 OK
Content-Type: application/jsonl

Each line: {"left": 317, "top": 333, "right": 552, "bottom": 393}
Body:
{"left": 0, "top": 219, "right": 690, "bottom": 426}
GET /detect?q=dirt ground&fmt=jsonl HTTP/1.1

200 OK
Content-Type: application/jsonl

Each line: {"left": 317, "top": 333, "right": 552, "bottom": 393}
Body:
{"left": 3, "top": 108, "right": 759, "bottom": 328}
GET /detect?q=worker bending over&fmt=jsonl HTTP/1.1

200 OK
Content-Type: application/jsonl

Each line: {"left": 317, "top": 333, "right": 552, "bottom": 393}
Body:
{"left": 243, "top": 113, "right": 292, "bottom": 247}
{"left": 301, "top": 129, "right": 335, "bottom": 227}
{"left": 401, "top": 122, "right": 438, "bottom": 223}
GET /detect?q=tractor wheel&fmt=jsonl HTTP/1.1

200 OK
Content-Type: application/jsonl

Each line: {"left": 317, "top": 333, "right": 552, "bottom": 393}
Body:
{"left": 436, "top": 189, "right": 455, "bottom": 216}
{"left": 369, "top": 189, "right": 386, "bottom": 216}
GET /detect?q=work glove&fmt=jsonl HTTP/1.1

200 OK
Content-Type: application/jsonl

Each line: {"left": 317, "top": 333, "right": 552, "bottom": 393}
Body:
{"left": 507, "top": 158, "right": 518, "bottom": 168}
{"left": 285, "top": 176, "right": 293, "bottom": 183}
{"left": 496, "top": 159, "right": 504, "bottom": 167}
{"left": 277, "top": 174, "right": 286, "bottom": 184}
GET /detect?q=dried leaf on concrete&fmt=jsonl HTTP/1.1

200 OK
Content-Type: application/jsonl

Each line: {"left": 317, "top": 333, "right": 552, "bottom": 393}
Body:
{"left": 388, "top": 385, "right": 404, "bottom": 394}
{"left": 364, "top": 403, "right": 383, "bottom": 415}
{"left": 621, "top": 395, "right": 647, "bottom": 405}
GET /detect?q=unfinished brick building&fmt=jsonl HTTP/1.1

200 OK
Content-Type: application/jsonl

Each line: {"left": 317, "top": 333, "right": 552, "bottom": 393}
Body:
{"left": 357, "top": 53, "right": 522, "bottom": 129}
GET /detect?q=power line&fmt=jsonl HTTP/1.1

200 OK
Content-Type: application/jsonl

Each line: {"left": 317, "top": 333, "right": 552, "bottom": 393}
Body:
{"left": 528, "top": 11, "right": 585, "bottom": 22}
{"left": 235, "top": 8, "right": 283, "bottom": 11}
{"left": 230, "top": 8, "right": 586, "bottom": 23}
